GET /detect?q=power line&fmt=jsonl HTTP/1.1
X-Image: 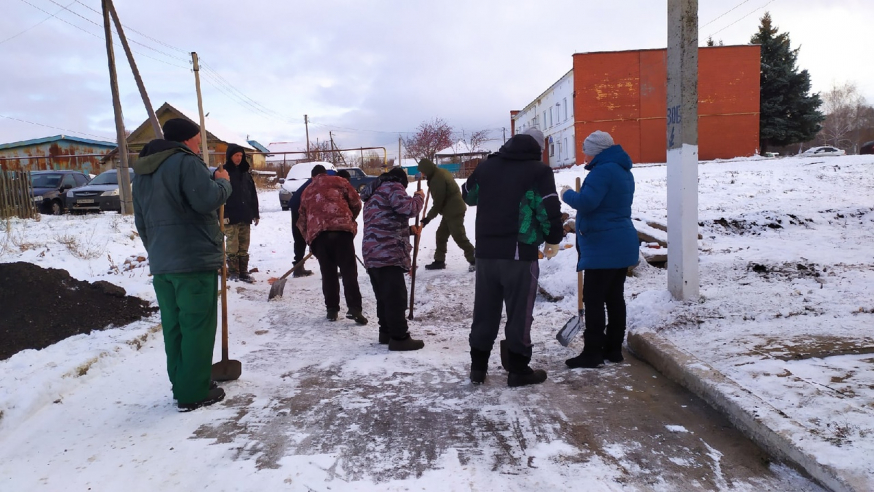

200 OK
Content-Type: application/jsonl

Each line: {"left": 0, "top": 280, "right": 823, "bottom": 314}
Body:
{"left": 700, "top": 0, "right": 752, "bottom": 29}
{"left": 73, "top": 0, "right": 189, "bottom": 55}
{"left": 1, "top": 0, "right": 75, "bottom": 45}
{"left": 709, "top": 0, "right": 778, "bottom": 37}
{"left": 0, "top": 113, "right": 115, "bottom": 140}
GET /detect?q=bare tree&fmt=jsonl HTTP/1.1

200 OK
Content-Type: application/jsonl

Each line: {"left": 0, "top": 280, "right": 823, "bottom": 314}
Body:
{"left": 403, "top": 118, "right": 454, "bottom": 161}
{"left": 307, "top": 140, "right": 333, "bottom": 162}
{"left": 817, "top": 82, "right": 868, "bottom": 150}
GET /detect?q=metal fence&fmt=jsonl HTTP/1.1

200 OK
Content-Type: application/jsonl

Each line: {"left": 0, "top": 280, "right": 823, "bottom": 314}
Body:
{"left": 0, "top": 171, "right": 38, "bottom": 219}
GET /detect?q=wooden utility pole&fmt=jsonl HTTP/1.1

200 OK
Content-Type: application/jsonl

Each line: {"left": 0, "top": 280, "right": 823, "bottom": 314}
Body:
{"left": 304, "top": 115, "right": 310, "bottom": 160}
{"left": 101, "top": 0, "right": 132, "bottom": 215}
{"left": 106, "top": 0, "right": 161, "bottom": 139}
{"left": 398, "top": 135, "right": 402, "bottom": 169}
{"left": 666, "top": 0, "right": 699, "bottom": 301}
{"left": 190, "top": 52, "right": 210, "bottom": 164}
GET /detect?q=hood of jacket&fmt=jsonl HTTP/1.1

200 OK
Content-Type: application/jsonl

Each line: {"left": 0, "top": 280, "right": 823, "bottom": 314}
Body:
{"left": 417, "top": 158, "right": 437, "bottom": 178}
{"left": 225, "top": 143, "right": 250, "bottom": 173}
{"left": 361, "top": 168, "right": 406, "bottom": 202}
{"left": 134, "top": 139, "right": 194, "bottom": 175}
{"left": 584, "top": 144, "right": 633, "bottom": 171}
{"left": 496, "top": 134, "right": 542, "bottom": 161}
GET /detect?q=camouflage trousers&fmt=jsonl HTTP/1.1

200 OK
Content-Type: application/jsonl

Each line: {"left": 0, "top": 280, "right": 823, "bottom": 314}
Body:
{"left": 225, "top": 223, "right": 251, "bottom": 263}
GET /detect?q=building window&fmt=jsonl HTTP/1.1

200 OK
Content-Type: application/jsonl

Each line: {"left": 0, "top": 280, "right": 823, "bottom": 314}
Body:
{"left": 549, "top": 142, "right": 555, "bottom": 157}
{"left": 542, "top": 111, "right": 546, "bottom": 128}
{"left": 558, "top": 139, "right": 562, "bottom": 159}
{"left": 564, "top": 138, "right": 569, "bottom": 159}
{"left": 563, "top": 98, "right": 568, "bottom": 121}
{"left": 549, "top": 107, "right": 554, "bottom": 128}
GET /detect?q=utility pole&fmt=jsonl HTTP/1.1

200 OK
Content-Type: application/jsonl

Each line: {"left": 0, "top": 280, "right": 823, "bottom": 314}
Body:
{"left": 106, "top": 0, "right": 161, "bottom": 139}
{"left": 666, "top": 0, "right": 699, "bottom": 301}
{"left": 304, "top": 115, "right": 310, "bottom": 160}
{"left": 398, "top": 135, "right": 402, "bottom": 169}
{"left": 101, "top": 0, "right": 132, "bottom": 215}
{"left": 190, "top": 52, "right": 210, "bottom": 164}
{"left": 503, "top": 127, "right": 506, "bottom": 143}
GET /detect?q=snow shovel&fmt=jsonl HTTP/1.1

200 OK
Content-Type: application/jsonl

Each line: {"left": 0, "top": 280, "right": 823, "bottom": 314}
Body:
{"left": 212, "top": 193, "right": 242, "bottom": 381}
{"left": 556, "top": 177, "right": 583, "bottom": 347}
{"left": 267, "top": 252, "right": 314, "bottom": 301}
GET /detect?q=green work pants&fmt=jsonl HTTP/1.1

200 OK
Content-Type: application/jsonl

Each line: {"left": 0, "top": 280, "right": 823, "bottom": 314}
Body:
{"left": 153, "top": 271, "right": 218, "bottom": 405}
{"left": 434, "top": 212, "right": 475, "bottom": 263}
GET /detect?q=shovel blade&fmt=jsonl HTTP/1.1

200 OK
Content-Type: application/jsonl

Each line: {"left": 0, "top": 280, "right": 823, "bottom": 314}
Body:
{"left": 212, "top": 359, "right": 242, "bottom": 381}
{"left": 268, "top": 277, "right": 288, "bottom": 300}
{"left": 556, "top": 314, "right": 583, "bottom": 347}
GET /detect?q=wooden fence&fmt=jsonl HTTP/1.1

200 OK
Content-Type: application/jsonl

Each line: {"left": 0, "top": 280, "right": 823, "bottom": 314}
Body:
{"left": 0, "top": 171, "right": 38, "bottom": 219}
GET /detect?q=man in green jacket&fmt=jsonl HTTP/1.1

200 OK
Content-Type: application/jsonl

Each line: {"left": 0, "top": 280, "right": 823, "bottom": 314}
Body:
{"left": 417, "top": 158, "right": 476, "bottom": 272}
{"left": 133, "top": 118, "right": 231, "bottom": 412}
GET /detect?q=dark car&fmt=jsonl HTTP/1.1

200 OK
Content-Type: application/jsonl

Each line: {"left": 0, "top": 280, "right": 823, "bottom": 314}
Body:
{"left": 65, "top": 168, "right": 135, "bottom": 213}
{"left": 861, "top": 141, "right": 874, "bottom": 155}
{"left": 336, "top": 166, "right": 379, "bottom": 193}
{"left": 30, "top": 170, "right": 91, "bottom": 215}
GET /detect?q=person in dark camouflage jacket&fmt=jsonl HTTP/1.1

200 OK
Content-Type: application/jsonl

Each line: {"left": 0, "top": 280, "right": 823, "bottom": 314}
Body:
{"left": 360, "top": 167, "right": 426, "bottom": 351}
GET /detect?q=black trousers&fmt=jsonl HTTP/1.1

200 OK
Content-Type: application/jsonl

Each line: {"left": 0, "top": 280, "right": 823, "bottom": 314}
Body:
{"left": 582, "top": 267, "right": 628, "bottom": 355}
{"left": 469, "top": 258, "right": 539, "bottom": 358}
{"left": 291, "top": 211, "right": 306, "bottom": 264}
{"left": 310, "top": 231, "right": 362, "bottom": 313}
{"left": 367, "top": 266, "right": 409, "bottom": 340}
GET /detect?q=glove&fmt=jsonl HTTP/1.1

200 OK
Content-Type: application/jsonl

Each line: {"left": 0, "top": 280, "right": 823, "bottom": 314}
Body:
{"left": 421, "top": 217, "right": 431, "bottom": 226}
{"left": 543, "top": 243, "right": 560, "bottom": 259}
{"left": 559, "top": 185, "right": 572, "bottom": 198}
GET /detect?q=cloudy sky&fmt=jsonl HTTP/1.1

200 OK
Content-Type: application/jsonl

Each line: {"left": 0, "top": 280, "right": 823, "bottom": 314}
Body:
{"left": 2, "top": 0, "right": 871, "bottom": 158}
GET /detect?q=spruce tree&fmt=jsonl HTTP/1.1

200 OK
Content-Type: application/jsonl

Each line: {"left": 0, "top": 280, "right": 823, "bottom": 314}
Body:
{"left": 751, "top": 12, "right": 824, "bottom": 152}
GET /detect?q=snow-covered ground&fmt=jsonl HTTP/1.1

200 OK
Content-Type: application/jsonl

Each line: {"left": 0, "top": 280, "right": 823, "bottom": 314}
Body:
{"left": 0, "top": 153, "right": 871, "bottom": 490}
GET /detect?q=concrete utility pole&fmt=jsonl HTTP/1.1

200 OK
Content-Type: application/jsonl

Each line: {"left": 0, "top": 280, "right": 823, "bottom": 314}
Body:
{"left": 666, "top": 0, "right": 699, "bottom": 301}
{"left": 101, "top": 0, "right": 132, "bottom": 215}
{"left": 304, "top": 115, "right": 310, "bottom": 160}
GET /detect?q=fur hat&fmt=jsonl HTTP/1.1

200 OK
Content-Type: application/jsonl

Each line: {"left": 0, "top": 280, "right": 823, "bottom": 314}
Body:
{"left": 162, "top": 118, "right": 200, "bottom": 143}
{"left": 583, "top": 130, "right": 614, "bottom": 157}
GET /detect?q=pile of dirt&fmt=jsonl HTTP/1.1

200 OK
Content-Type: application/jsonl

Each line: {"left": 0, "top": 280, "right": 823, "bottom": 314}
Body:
{"left": 0, "top": 262, "right": 158, "bottom": 360}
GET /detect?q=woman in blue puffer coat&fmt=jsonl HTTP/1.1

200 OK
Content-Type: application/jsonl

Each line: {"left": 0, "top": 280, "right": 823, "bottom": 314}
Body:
{"left": 560, "top": 131, "right": 639, "bottom": 369}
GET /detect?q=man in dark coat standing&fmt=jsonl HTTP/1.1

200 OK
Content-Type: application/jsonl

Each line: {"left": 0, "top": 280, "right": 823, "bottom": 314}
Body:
{"left": 461, "top": 127, "right": 564, "bottom": 387}
{"left": 288, "top": 167, "right": 318, "bottom": 278}
{"left": 222, "top": 144, "right": 259, "bottom": 283}
{"left": 133, "top": 118, "right": 231, "bottom": 411}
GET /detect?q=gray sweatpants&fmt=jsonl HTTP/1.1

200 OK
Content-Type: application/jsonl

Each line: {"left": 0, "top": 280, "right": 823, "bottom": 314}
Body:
{"left": 469, "top": 258, "right": 539, "bottom": 357}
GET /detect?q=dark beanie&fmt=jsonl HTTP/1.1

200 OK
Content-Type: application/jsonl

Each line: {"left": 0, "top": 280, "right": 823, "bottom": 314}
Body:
{"left": 310, "top": 164, "right": 327, "bottom": 177}
{"left": 387, "top": 166, "right": 408, "bottom": 183}
{"left": 163, "top": 118, "right": 200, "bottom": 142}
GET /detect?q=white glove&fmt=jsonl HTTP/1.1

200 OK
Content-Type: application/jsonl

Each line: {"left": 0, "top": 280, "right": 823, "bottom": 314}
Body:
{"left": 543, "top": 243, "right": 560, "bottom": 259}
{"left": 559, "top": 185, "right": 573, "bottom": 199}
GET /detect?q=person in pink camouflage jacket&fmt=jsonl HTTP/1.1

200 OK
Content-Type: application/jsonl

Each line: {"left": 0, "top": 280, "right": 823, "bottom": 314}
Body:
{"left": 360, "top": 167, "right": 426, "bottom": 351}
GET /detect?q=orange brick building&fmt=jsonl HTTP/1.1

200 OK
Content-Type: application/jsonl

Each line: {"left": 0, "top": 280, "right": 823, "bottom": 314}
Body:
{"left": 572, "top": 45, "right": 760, "bottom": 163}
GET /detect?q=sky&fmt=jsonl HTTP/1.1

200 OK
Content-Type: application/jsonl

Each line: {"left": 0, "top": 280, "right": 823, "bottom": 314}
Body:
{"left": 1, "top": 0, "right": 872, "bottom": 158}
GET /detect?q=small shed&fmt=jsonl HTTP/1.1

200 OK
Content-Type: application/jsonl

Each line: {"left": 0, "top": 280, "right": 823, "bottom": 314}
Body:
{"left": 0, "top": 135, "right": 116, "bottom": 173}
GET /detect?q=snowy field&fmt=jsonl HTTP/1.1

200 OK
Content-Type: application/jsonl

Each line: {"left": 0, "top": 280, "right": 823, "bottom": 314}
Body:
{"left": 0, "top": 153, "right": 872, "bottom": 491}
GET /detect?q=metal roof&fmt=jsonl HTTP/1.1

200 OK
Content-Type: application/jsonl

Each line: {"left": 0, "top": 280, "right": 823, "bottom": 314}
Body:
{"left": 0, "top": 135, "right": 116, "bottom": 151}
{"left": 247, "top": 140, "right": 271, "bottom": 153}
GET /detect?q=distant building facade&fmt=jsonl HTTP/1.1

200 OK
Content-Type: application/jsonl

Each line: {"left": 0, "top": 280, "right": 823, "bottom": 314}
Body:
{"left": 512, "top": 45, "right": 761, "bottom": 166}
{"left": 0, "top": 135, "right": 116, "bottom": 173}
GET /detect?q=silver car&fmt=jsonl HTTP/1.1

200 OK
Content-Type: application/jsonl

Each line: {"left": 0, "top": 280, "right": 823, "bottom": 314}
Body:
{"left": 66, "top": 168, "right": 135, "bottom": 213}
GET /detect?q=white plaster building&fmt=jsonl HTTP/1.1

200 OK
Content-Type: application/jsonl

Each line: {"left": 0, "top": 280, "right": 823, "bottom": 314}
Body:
{"left": 512, "top": 69, "right": 575, "bottom": 168}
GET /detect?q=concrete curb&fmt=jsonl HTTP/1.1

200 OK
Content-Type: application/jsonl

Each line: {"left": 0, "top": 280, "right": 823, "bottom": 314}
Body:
{"left": 627, "top": 331, "right": 863, "bottom": 492}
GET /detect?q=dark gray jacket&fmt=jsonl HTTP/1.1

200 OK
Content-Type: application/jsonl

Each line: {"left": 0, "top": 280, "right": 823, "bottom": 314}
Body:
{"left": 133, "top": 140, "right": 231, "bottom": 274}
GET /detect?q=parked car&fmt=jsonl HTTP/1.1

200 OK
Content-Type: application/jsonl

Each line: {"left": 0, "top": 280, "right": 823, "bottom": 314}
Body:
{"left": 860, "top": 141, "right": 874, "bottom": 155}
{"left": 801, "top": 146, "right": 846, "bottom": 156}
{"left": 278, "top": 161, "right": 336, "bottom": 210}
{"left": 65, "top": 168, "right": 135, "bottom": 213}
{"left": 336, "top": 166, "right": 380, "bottom": 193}
{"left": 30, "top": 170, "right": 91, "bottom": 215}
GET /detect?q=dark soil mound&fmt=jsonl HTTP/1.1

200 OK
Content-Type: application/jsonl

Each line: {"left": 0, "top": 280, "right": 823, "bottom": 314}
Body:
{"left": 0, "top": 262, "right": 158, "bottom": 360}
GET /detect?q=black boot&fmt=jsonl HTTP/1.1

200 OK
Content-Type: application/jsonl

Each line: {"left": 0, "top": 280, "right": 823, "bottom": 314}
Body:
{"left": 326, "top": 309, "right": 339, "bottom": 321}
{"left": 566, "top": 351, "right": 605, "bottom": 369}
{"left": 424, "top": 260, "right": 446, "bottom": 270}
{"left": 470, "top": 347, "right": 490, "bottom": 384}
{"left": 389, "top": 335, "right": 424, "bottom": 351}
{"left": 506, "top": 350, "right": 547, "bottom": 387}
{"left": 238, "top": 257, "right": 255, "bottom": 283}
{"left": 499, "top": 339, "right": 510, "bottom": 371}
{"left": 292, "top": 259, "right": 313, "bottom": 278}
{"left": 226, "top": 256, "right": 239, "bottom": 281}
{"left": 177, "top": 387, "right": 225, "bottom": 412}
{"left": 345, "top": 309, "right": 368, "bottom": 325}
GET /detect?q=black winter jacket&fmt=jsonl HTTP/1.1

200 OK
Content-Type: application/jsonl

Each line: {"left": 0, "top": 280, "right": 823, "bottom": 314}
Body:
{"left": 462, "top": 134, "right": 563, "bottom": 261}
{"left": 222, "top": 144, "right": 259, "bottom": 225}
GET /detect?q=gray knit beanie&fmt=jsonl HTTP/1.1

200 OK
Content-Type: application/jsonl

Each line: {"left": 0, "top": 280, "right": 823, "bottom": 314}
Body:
{"left": 521, "top": 127, "right": 544, "bottom": 151}
{"left": 583, "top": 130, "right": 614, "bottom": 157}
